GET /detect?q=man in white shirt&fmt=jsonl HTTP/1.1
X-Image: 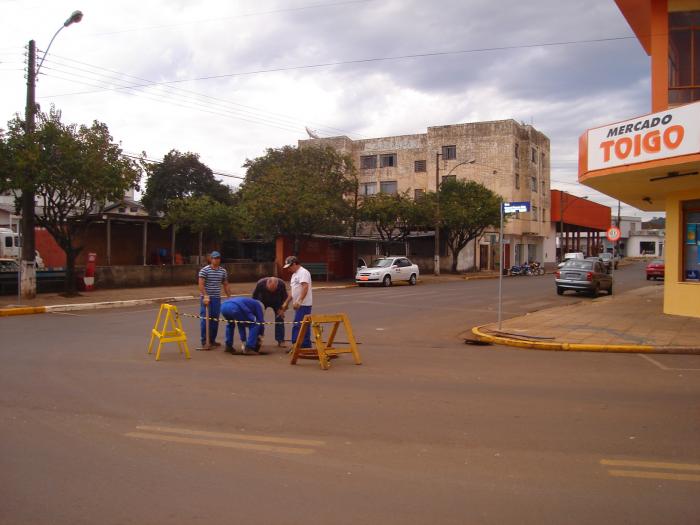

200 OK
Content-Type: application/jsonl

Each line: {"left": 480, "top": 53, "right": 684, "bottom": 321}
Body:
{"left": 282, "top": 256, "right": 313, "bottom": 349}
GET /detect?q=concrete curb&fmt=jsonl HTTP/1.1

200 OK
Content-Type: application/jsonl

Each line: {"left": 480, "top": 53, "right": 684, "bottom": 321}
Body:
{"left": 0, "top": 283, "right": 359, "bottom": 317}
{"left": 471, "top": 325, "right": 700, "bottom": 355}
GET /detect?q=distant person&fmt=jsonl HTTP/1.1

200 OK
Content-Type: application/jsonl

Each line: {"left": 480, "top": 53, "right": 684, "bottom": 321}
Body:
{"left": 221, "top": 297, "right": 265, "bottom": 354}
{"left": 252, "top": 277, "right": 288, "bottom": 347}
{"left": 198, "top": 251, "right": 231, "bottom": 348}
{"left": 282, "top": 256, "right": 313, "bottom": 349}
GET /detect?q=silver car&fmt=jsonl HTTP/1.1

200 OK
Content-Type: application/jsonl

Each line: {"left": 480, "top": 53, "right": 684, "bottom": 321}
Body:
{"left": 555, "top": 259, "right": 613, "bottom": 296}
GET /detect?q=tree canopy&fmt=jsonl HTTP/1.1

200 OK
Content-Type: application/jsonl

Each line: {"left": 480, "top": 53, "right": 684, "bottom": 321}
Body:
{"left": 236, "top": 145, "right": 357, "bottom": 250}
{"left": 437, "top": 179, "right": 502, "bottom": 273}
{"left": 1, "top": 108, "right": 140, "bottom": 293}
{"left": 141, "top": 149, "right": 233, "bottom": 215}
{"left": 359, "top": 191, "right": 433, "bottom": 245}
{"left": 162, "top": 195, "right": 239, "bottom": 239}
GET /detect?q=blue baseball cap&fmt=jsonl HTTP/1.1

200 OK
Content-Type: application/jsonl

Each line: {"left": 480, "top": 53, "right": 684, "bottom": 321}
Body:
{"left": 210, "top": 251, "right": 221, "bottom": 258}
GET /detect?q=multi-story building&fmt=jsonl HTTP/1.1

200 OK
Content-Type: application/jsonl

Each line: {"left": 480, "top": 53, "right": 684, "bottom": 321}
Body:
{"left": 300, "top": 119, "right": 553, "bottom": 271}
{"left": 578, "top": 1, "right": 700, "bottom": 318}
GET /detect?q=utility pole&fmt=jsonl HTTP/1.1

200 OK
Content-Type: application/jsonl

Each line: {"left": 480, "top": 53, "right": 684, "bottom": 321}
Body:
{"left": 20, "top": 39, "right": 37, "bottom": 299}
{"left": 434, "top": 151, "right": 441, "bottom": 276}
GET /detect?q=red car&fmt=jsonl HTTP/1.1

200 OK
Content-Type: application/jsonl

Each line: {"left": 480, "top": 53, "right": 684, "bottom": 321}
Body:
{"left": 646, "top": 259, "right": 665, "bottom": 280}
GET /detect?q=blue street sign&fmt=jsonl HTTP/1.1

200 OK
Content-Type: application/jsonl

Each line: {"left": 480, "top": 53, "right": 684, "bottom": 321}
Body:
{"left": 503, "top": 201, "right": 530, "bottom": 213}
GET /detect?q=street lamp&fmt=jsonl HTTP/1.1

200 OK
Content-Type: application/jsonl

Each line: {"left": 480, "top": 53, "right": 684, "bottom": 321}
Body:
{"left": 558, "top": 191, "right": 588, "bottom": 259}
{"left": 20, "top": 10, "right": 83, "bottom": 299}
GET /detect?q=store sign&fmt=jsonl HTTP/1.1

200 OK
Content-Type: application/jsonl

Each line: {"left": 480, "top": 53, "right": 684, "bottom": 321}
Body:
{"left": 587, "top": 101, "right": 700, "bottom": 171}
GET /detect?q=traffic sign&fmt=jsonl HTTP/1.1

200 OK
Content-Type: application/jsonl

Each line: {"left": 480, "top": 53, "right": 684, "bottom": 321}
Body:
{"left": 606, "top": 226, "right": 621, "bottom": 242}
{"left": 503, "top": 201, "right": 530, "bottom": 213}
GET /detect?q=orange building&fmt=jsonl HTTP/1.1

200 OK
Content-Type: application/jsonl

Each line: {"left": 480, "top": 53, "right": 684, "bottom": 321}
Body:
{"left": 578, "top": 1, "right": 700, "bottom": 318}
{"left": 550, "top": 190, "right": 611, "bottom": 258}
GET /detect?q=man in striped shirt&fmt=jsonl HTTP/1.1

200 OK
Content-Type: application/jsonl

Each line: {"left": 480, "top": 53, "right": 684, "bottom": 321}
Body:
{"left": 198, "top": 251, "right": 231, "bottom": 348}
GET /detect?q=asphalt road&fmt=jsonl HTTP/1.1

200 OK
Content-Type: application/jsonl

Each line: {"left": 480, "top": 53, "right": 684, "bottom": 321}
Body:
{"left": 1, "top": 262, "right": 699, "bottom": 525}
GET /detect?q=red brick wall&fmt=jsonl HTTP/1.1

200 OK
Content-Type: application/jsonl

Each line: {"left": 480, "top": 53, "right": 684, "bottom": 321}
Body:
{"left": 276, "top": 236, "right": 355, "bottom": 279}
{"left": 35, "top": 228, "right": 66, "bottom": 268}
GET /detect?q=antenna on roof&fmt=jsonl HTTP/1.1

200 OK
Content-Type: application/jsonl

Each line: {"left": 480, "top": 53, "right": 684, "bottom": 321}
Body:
{"left": 305, "top": 126, "right": 320, "bottom": 139}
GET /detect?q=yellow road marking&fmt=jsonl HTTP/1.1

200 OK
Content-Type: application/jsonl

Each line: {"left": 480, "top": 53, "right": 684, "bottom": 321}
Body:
{"left": 607, "top": 469, "right": 700, "bottom": 482}
{"left": 600, "top": 459, "right": 700, "bottom": 472}
{"left": 136, "top": 425, "right": 325, "bottom": 447}
{"left": 126, "top": 432, "right": 315, "bottom": 455}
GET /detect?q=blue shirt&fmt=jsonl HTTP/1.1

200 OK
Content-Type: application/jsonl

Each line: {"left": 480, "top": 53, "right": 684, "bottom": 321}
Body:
{"left": 199, "top": 265, "right": 228, "bottom": 297}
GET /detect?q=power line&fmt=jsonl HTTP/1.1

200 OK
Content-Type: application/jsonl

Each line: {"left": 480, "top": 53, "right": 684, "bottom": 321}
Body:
{"left": 42, "top": 34, "right": 639, "bottom": 97}
{"left": 87, "top": 0, "right": 375, "bottom": 36}
{"left": 122, "top": 153, "right": 245, "bottom": 181}
{"left": 38, "top": 54, "right": 365, "bottom": 138}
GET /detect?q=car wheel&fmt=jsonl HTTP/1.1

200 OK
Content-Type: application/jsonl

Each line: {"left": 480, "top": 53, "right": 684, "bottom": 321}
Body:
{"left": 646, "top": 275, "right": 650, "bottom": 280}
{"left": 382, "top": 275, "right": 392, "bottom": 287}
{"left": 357, "top": 283, "right": 365, "bottom": 287}
{"left": 408, "top": 274, "right": 417, "bottom": 285}
{"left": 556, "top": 287, "right": 564, "bottom": 296}
{"left": 591, "top": 284, "right": 600, "bottom": 297}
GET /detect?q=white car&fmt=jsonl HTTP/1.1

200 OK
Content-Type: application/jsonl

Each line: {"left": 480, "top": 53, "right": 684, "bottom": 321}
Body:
{"left": 557, "top": 252, "right": 585, "bottom": 269}
{"left": 356, "top": 256, "right": 419, "bottom": 287}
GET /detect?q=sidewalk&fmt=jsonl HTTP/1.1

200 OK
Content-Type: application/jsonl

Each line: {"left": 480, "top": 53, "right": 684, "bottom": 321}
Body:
{"left": 472, "top": 285, "right": 700, "bottom": 354}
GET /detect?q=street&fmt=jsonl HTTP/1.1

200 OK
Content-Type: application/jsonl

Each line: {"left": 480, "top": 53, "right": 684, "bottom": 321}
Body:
{"left": 1, "top": 262, "right": 699, "bottom": 525}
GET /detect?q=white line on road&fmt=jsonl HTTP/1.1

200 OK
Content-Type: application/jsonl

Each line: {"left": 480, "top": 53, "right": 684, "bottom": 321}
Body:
{"left": 637, "top": 354, "right": 700, "bottom": 371}
{"left": 601, "top": 459, "right": 700, "bottom": 471}
{"left": 607, "top": 469, "right": 700, "bottom": 482}
{"left": 136, "top": 425, "right": 325, "bottom": 447}
{"left": 125, "top": 432, "right": 316, "bottom": 455}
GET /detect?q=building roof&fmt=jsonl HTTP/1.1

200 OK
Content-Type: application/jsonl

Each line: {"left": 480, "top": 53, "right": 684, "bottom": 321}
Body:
{"left": 550, "top": 190, "right": 611, "bottom": 231}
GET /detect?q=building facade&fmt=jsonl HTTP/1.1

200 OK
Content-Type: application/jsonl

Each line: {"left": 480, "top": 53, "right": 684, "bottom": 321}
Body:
{"left": 579, "top": 1, "right": 700, "bottom": 318}
{"left": 300, "top": 119, "right": 552, "bottom": 271}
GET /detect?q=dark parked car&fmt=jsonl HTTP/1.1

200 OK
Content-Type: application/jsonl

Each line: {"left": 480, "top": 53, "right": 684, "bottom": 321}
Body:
{"left": 646, "top": 259, "right": 665, "bottom": 280}
{"left": 598, "top": 252, "right": 619, "bottom": 270}
{"left": 555, "top": 259, "right": 613, "bottom": 296}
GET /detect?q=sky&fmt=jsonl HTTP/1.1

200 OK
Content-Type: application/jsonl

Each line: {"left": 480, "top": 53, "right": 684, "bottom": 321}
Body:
{"left": 0, "top": 0, "right": 658, "bottom": 219}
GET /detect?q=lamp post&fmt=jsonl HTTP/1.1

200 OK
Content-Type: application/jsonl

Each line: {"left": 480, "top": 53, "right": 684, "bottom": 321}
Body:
{"left": 21, "top": 10, "right": 83, "bottom": 299}
{"left": 558, "top": 191, "right": 588, "bottom": 260}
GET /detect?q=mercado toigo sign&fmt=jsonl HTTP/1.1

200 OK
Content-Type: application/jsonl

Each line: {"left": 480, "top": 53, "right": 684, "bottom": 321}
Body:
{"left": 587, "top": 100, "right": 700, "bottom": 171}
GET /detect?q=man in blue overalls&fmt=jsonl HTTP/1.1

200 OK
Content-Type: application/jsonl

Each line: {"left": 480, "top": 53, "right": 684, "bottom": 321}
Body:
{"left": 221, "top": 297, "right": 265, "bottom": 354}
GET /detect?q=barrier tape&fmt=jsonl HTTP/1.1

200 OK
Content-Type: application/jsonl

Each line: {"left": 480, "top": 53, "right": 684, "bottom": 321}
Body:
{"left": 179, "top": 311, "right": 308, "bottom": 326}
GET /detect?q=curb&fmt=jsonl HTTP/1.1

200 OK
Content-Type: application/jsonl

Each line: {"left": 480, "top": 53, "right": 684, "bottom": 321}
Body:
{"left": 471, "top": 325, "right": 700, "bottom": 355}
{"left": 0, "top": 306, "right": 47, "bottom": 317}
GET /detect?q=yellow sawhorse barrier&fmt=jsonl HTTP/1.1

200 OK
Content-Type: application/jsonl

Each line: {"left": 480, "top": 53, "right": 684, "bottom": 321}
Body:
{"left": 148, "top": 304, "right": 191, "bottom": 361}
{"left": 290, "top": 313, "right": 362, "bottom": 370}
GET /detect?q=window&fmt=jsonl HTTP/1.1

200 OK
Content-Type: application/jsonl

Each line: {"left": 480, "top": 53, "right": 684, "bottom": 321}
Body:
{"left": 541, "top": 180, "right": 546, "bottom": 195}
{"left": 514, "top": 143, "right": 519, "bottom": 159}
{"left": 668, "top": 11, "right": 700, "bottom": 105}
{"left": 360, "top": 155, "right": 377, "bottom": 170}
{"left": 441, "top": 145, "right": 457, "bottom": 160}
{"left": 380, "top": 181, "right": 398, "bottom": 194}
{"left": 118, "top": 207, "right": 126, "bottom": 213}
{"left": 379, "top": 154, "right": 397, "bottom": 168}
{"left": 542, "top": 207, "right": 547, "bottom": 222}
{"left": 531, "top": 148, "right": 537, "bottom": 163}
{"left": 532, "top": 205, "right": 538, "bottom": 221}
{"left": 441, "top": 175, "right": 456, "bottom": 184}
{"left": 130, "top": 206, "right": 138, "bottom": 213}
{"left": 515, "top": 172, "right": 520, "bottom": 189}
{"left": 360, "top": 182, "right": 377, "bottom": 196}
{"left": 639, "top": 241, "right": 656, "bottom": 255}
{"left": 4, "top": 237, "right": 11, "bottom": 248}
{"left": 414, "top": 160, "right": 426, "bottom": 172}
{"left": 683, "top": 198, "right": 700, "bottom": 281}
{"left": 414, "top": 189, "right": 425, "bottom": 200}
{"left": 541, "top": 152, "right": 546, "bottom": 170}
{"left": 530, "top": 176, "right": 537, "bottom": 192}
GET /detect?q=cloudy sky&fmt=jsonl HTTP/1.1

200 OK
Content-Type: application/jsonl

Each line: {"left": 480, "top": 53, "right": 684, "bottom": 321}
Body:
{"left": 0, "top": 0, "right": 655, "bottom": 217}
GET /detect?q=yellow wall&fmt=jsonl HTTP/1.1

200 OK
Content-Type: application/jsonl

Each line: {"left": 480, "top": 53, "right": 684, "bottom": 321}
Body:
{"left": 664, "top": 188, "right": 700, "bottom": 318}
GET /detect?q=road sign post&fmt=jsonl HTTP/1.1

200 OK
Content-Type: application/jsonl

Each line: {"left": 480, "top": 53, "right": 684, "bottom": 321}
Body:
{"left": 606, "top": 227, "right": 621, "bottom": 282}
{"left": 498, "top": 202, "right": 530, "bottom": 330}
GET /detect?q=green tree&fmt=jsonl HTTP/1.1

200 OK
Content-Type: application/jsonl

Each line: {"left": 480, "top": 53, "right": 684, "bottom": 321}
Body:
{"left": 1, "top": 108, "right": 140, "bottom": 294}
{"left": 236, "top": 145, "right": 356, "bottom": 252}
{"left": 437, "top": 179, "right": 502, "bottom": 273}
{"left": 161, "top": 195, "right": 240, "bottom": 260}
{"left": 359, "top": 191, "right": 433, "bottom": 250}
{"left": 141, "top": 149, "right": 233, "bottom": 215}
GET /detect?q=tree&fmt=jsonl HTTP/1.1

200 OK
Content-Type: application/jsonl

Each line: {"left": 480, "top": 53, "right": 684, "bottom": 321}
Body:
{"left": 1, "top": 108, "right": 140, "bottom": 294}
{"left": 141, "top": 149, "right": 233, "bottom": 215}
{"left": 236, "top": 145, "right": 356, "bottom": 252}
{"left": 359, "top": 191, "right": 433, "bottom": 250}
{"left": 161, "top": 195, "right": 240, "bottom": 261}
{"left": 437, "top": 179, "right": 502, "bottom": 273}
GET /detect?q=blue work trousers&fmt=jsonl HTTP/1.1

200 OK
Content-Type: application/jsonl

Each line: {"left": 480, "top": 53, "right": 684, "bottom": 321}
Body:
{"left": 291, "top": 305, "right": 312, "bottom": 349}
{"left": 264, "top": 306, "right": 285, "bottom": 343}
{"left": 200, "top": 296, "right": 221, "bottom": 345}
{"left": 222, "top": 301, "right": 263, "bottom": 349}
